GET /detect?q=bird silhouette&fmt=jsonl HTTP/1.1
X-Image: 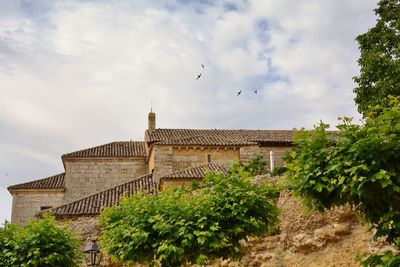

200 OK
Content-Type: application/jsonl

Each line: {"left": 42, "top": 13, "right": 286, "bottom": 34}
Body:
{"left": 237, "top": 90, "right": 241, "bottom": 96}
{"left": 254, "top": 90, "right": 257, "bottom": 94}
{"left": 201, "top": 64, "right": 204, "bottom": 69}
{"left": 196, "top": 73, "right": 202, "bottom": 80}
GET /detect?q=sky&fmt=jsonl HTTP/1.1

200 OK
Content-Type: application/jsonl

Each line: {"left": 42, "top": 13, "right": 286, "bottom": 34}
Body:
{"left": 0, "top": 0, "right": 378, "bottom": 223}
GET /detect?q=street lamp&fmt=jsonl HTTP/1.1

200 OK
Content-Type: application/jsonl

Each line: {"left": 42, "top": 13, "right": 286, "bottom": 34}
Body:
{"left": 83, "top": 239, "right": 102, "bottom": 267}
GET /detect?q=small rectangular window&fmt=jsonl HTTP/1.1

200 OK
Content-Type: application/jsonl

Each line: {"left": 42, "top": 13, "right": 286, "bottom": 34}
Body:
{"left": 207, "top": 154, "right": 211, "bottom": 163}
{"left": 40, "top": 206, "right": 52, "bottom": 211}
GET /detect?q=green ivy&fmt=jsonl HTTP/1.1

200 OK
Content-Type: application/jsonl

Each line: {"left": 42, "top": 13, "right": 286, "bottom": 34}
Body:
{"left": 286, "top": 97, "right": 400, "bottom": 266}
{"left": 99, "top": 160, "right": 279, "bottom": 267}
{"left": 0, "top": 215, "right": 82, "bottom": 267}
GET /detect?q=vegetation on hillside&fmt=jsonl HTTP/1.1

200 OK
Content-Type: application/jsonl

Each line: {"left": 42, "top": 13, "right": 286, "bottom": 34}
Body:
{"left": 99, "top": 159, "right": 280, "bottom": 267}
{"left": 286, "top": 97, "right": 400, "bottom": 266}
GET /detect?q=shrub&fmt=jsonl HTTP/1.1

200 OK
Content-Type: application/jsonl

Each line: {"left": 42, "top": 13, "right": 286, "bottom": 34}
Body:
{"left": 99, "top": 161, "right": 279, "bottom": 266}
{"left": 0, "top": 215, "right": 82, "bottom": 267}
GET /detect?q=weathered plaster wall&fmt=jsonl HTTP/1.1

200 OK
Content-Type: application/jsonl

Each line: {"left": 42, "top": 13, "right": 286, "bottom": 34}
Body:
{"left": 10, "top": 190, "right": 64, "bottom": 225}
{"left": 63, "top": 158, "right": 147, "bottom": 203}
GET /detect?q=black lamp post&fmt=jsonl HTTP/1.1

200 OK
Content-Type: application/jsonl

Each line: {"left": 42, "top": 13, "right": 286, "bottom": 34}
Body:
{"left": 83, "top": 239, "right": 102, "bottom": 267}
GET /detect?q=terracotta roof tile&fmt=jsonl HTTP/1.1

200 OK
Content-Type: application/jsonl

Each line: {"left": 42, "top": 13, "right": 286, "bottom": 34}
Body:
{"left": 47, "top": 174, "right": 155, "bottom": 217}
{"left": 145, "top": 129, "right": 294, "bottom": 145}
{"left": 62, "top": 141, "right": 146, "bottom": 158}
{"left": 161, "top": 163, "right": 229, "bottom": 180}
{"left": 8, "top": 173, "right": 65, "bottom": 191}
{"left": 156, "top": 135, "right": 257, "bottom": 146}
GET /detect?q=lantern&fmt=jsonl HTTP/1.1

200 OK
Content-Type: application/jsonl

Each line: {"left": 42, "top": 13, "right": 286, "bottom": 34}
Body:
{"left": 83, "top": 239, "right": 102, "bottom": 267}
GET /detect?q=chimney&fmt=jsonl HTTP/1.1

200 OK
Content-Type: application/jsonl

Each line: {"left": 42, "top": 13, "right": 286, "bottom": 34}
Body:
{"left": 148, "top": 112, "right": 156, "bottom": 132}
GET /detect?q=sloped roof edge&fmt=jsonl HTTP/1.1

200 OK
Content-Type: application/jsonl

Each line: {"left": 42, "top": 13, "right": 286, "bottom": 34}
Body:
{"left": 8, "top": 173, "right": 65, "bottom": 191}
{"left": 44, "top": 173, "right": 155, "bottom": 217}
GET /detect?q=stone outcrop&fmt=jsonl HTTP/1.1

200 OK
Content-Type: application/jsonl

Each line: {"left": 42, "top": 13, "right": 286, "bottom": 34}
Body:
{"left": 202, "top": 190, "right": 389, "bottom": 267}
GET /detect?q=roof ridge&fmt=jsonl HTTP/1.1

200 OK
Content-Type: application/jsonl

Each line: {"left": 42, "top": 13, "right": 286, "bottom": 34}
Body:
{"left": 155, "top": 135, "right": 257, "bottom": 146}
{"left": 146, "top": 129, "right": 295, "bottom": 144}
{"left": 158, "top": 135, "right": 250, "bottom": 142}
{"left": 62, "top": 140, "right": 146, "bottom": 158}
{"left": 151, "top": 128, "right": 295, "bottom": 131}
{"left": 7, "top": 173, "right": 65, "bottom": 190}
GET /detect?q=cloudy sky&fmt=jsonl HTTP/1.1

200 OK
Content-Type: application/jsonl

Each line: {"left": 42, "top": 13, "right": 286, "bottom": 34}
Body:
{"left": 0, "top": 0, "right": 378, "bottom": 223}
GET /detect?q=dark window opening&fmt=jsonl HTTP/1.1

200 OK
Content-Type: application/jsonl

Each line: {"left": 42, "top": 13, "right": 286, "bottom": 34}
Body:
{"left": 40, "top": 206, "right": 52, "bottom": 211}
{"left": 207, "top": 154, "right": 211, "bottom": 163}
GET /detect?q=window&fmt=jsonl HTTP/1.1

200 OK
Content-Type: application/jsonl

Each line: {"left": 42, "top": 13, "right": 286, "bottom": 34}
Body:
{"left": 207, "top": 154, "right": 211, "bottom": 163}
{"left": 40, "top": 206, "right": 52, "bottom": 211}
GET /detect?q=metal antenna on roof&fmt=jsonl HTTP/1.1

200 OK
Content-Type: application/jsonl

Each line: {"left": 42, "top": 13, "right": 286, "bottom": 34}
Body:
{"left": 151, "top": 99, "right": 153, "bottom": 112}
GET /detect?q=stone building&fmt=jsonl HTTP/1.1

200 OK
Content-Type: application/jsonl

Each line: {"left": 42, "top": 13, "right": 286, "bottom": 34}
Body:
{"left": 8, "top": 112, "right": 294, "bottom": 225}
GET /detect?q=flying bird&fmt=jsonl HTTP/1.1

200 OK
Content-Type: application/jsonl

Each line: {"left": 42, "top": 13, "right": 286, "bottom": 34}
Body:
{"left": 201, "top": 64, "right": 204, "bottom": 69}
{"left": 254, "top": 90, "right": 257, "bottom": 94}
{"left": 196, "top": 73, "right": 202, "bottom": 80}
{"left": 237, "top": 90, "right": 241, "bottom": 96}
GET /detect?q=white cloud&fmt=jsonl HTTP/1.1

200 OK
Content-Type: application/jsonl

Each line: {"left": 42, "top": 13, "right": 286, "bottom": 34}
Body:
{"left": 0, "top": 0, "right": 378, "bottom": 222}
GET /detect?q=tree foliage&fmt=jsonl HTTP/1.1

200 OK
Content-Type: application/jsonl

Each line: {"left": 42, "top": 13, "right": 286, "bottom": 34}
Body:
{"left": 353, "top": 0, "right": 400, "bottom": 115}
{"left": 99, "top": 160, "right": 279, "bottom": 267}
{"left": 286, "top": 97, "right": 400, "bottom": 266}
{"left": 0, "top": 215, "right": 82, "bottom": 267}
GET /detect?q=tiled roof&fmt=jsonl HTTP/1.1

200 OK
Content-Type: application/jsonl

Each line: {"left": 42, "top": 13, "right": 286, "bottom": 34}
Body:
{"left": 146, "top": 129, "right": 294, "bottom": 145}
{"left": 156, "top": 135, "right": 257, "bottom": 146}
{"left": 8, "top": 173, "right": 65, "bottom": 191}
{"left": 161, "top": 163, "right": 229, "bottom": 180}
{"left": 62, "top": 141, "right": 146, "bottom": 159}
{"left": 47, "top": 174, "right": 155, "bottom": 217}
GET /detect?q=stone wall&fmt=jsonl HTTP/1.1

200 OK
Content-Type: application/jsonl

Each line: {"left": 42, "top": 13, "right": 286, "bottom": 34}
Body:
{"left": 172, "top": 147, "right": 239, "bottom": 171}
{"left": 259, "top": 145, "right": 292, "bottom": 168}
{"left": 61, "top": 215, "right": 131, "bottom": 267}
{"left": 239, "top": 145, "right": 260, "bottom": 163}
{"left": 10, "top": 189, "right": 64, "bottom": 225}
{"left": 63, "top": 157, "right": 147, "bottom": 203}
{"left": 59, "top": 216, "right": 103, "bottom": 267}
{"left": 151, "top": 145, "right": 173, "bottom": 184}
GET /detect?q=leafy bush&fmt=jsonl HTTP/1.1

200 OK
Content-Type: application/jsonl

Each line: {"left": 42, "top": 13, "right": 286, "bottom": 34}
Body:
{"left": 99, "top": 161, "right": 279, "bottom": 266}
{"left": 271, "top": 166, "right": 287, "bottom": 177}
{"left": 0, "top": 215, "right": 82, "bottom": 267}
{"left": 286, "top": 97, "right": 400, "bottom": 266}
{"left": 240, "top": 155, "right": 269, "bottom": 176}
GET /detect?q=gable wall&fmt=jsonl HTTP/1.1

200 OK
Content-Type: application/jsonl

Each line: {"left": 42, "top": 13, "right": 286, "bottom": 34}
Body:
{"left": 63, "top": 157, "right": 147, "bottom": 203}
{"left": 10, "top": 190, "right": 64, "bottom": 225}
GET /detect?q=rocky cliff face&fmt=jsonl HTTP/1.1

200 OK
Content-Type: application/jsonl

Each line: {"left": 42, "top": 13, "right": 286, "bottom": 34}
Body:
{"left": 204, "top": 190, "right": 388, "bottom": 267}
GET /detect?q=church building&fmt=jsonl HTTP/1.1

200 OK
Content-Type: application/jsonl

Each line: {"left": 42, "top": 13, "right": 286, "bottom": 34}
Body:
{"left": 8, "top": 112, "right": 294, "bottom": 225}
